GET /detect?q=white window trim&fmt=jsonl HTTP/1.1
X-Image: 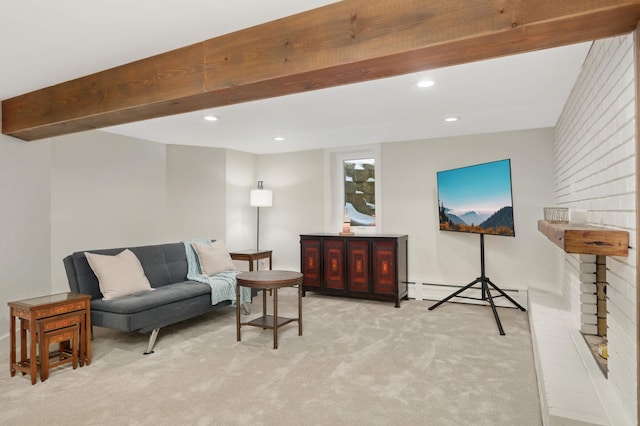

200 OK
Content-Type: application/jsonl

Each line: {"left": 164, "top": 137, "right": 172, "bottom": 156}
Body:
{"left": 324, "top": 144, "right": 382, "bottom": 234}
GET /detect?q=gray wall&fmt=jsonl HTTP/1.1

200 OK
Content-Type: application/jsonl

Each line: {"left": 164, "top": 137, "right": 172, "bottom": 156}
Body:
{"left": 50, "top": 132, "right": 167, "bottom": 293}
{"left": 225, "top": 149, "right": 257, "bottom": 252}
{"left": 247, "top": 128, "right": 556, "bottom": 293}
{"left": 0, "top": 127, "right": 557, "bottom": 340}
{"left": 50, "top": 135, "right": 236, "bottom": 294}
{"left": 165, "top": 145, "right": 227, "bottom": 242}
{"left": 0, "top": 131, "right": 51, "bottom": 343}
{"left": 256, "top": 150, "right": 326, "bottom": 271}
{"left": 382, "top": 128, "right": 557, "bottom": 293}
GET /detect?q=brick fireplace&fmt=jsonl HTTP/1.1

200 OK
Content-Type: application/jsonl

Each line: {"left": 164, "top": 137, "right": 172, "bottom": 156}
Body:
{"left": 552, "top": 32, "right": 636, "bottom": 423}
{"left": 578, "top": 254, "right": 608, "bottom": 375}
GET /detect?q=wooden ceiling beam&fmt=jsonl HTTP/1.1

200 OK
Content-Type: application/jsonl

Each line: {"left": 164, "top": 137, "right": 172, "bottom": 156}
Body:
{"left": 4, "top": 0, "right": 640, "bottom": 140}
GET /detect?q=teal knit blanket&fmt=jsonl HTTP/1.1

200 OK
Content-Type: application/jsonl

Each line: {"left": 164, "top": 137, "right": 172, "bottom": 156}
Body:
{"left": 182, "top": 239, "right": 250, "bottom": 305}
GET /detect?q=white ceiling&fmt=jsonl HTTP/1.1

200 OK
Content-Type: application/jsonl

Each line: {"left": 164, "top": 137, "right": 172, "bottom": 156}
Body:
{"left": 1, "top": 1, "right": 591, "bottom": 154}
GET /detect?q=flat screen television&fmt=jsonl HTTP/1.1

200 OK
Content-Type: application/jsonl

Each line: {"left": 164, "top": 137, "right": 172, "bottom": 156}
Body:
{"left": 437, "top": 159, "right": 515, "bottom": 237}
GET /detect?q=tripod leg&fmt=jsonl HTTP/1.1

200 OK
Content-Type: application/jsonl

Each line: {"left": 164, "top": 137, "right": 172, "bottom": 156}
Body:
{"left": 428, "top": 279, "right": 481, "bottom": 311}
{"left": 486, "top": 279, "right": 526, "bottom": 311}
{"left": 483, "top": 283, "right": 505, "bottom": 336}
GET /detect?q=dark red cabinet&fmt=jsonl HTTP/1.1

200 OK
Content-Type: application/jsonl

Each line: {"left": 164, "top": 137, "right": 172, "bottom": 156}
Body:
{"left": 347, "top": 239, "right": 369, "bottom": 293}
{"left": 301, "top": 238, "right": 321, "bottom": 288}
{"left": 372, "top": 240, "right": 397, "bottom": 295}
{"left": 300, "top": 234, "right": 408, "bottom": 307}
{"left": 324, "top": 239, "right": 345, "bottom": 290}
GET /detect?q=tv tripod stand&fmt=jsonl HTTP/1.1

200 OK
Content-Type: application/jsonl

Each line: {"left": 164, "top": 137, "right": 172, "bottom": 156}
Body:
{"left": 428, "top": 233, "right": 526, "bottom": 335}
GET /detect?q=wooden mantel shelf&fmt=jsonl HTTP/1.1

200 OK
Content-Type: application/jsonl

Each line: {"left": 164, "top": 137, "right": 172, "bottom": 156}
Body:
{"left": 538, "top": 220, "right": 629, "bottom": 257}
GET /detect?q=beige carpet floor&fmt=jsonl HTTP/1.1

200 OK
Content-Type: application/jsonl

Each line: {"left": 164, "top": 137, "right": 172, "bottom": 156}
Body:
{"left": 0, "top": 290, "right": 542, "bottom": 426}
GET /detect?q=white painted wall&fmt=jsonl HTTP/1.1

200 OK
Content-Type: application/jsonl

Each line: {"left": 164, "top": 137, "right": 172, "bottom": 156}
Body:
{"left": 554, "top": 33, "right": 637, "bottom": 422}
{"left": 256, "top": 150, "right": 325, "bottom": 271}
{"left": 251, "top": 130, "right": 556, "bottom": 295}
{"left": 0, "top": 131, "right": 51, "bottom": 343}
{"left": 225, "top": 149, "right": 258, "bottom": 252}
{"left": 381, "top": 128, "right": 557, "bottom": 294}
{"left": 50, "top": 132, "right": 167, "bottom": 293}
{"left": 165, "top": 145, "right": 227, "bottom": 242}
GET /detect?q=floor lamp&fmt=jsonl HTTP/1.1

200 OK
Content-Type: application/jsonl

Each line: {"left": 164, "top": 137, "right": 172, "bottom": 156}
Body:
{"left": 250, "top": 181, "right": 272, "bottom": 251}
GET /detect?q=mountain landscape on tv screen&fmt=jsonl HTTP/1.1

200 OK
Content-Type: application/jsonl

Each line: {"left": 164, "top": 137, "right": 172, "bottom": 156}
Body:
{"left": 458, "top": 210, "right": 491, "bottom": 226}
{"left": 439, "top": 205, "right": 514, "bottom": 236}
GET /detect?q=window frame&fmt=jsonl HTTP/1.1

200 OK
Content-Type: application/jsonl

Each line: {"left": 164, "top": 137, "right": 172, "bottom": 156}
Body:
{"left": 326, "top": 145, "right": 382, "bottom": 234}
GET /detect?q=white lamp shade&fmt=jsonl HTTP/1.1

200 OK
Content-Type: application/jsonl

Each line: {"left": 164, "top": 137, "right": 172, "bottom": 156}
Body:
{"left": 250, "top": 189, "right": 273, "bottom": 207}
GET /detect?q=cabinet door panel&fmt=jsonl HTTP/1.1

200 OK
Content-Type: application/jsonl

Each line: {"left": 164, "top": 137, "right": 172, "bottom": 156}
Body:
{"left": 301, "top": 239, "right": 321, "bottom": 288}
{"left": 372, "top": 240, "right": 397, "bottom": 295}
{"left": 324, "top": 239, "right": 345, "bottom": 290}
{"left": 348, "top": 240, "right": 370, "bottom": 293}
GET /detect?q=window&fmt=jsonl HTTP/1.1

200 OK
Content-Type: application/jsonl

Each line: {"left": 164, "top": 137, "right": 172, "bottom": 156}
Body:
{"left": 343, "top": 158, "right": 376, "bottom": 227}
{"left": 328, "top": 145, "right": 381, "bottom": 234}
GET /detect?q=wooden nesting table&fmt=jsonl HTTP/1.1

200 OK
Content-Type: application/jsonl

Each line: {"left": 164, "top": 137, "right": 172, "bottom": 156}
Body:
{"left": 236, "top": 270, "right": 303, "bottom": 349}
{"left": 229, "top": 249, "right": 273, "bottom": 271}
{"left": 8, "top": 292, "right": 91, "bottom": 384}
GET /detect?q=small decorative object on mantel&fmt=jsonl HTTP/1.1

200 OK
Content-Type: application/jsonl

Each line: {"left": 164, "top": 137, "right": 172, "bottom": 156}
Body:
{"left": 340, "top": 208, "right": 354, "bottom": 236}
{"left": 543, "top": 207, "right": 569, "bottom": 224}
{"left": 598, "top": 343, "right": 608, "bottom": 359}
{"left": 569, "top": 208, "right": 588, "bottom": 225}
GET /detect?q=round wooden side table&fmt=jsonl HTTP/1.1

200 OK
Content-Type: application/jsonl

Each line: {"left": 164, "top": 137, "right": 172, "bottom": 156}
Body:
{"left": 235, "top": 270, "right": 303, "bottom": 349}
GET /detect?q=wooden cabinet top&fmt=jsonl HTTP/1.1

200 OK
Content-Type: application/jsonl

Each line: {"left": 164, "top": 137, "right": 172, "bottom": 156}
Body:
{"left": 537, "top": 220, "right": 629, "bottom": 257}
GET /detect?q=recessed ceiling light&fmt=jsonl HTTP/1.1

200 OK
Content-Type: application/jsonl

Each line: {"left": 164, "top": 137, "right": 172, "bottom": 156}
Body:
{"left": 416, "top": 80, "right": 435, "bottom": 88}
{"left": 444, "top": 116, "right": 459, "bottom": 122}
{"left": 273, "top": 136, "right": 285, "bottom": 141}
{"left": 203, "top": 115, "right": 219, "bottom": 121}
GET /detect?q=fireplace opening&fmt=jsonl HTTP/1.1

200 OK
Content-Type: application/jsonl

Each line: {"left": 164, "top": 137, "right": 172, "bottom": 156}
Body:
{"left": 581, "top": 255, "right": 607, "bottom": 377}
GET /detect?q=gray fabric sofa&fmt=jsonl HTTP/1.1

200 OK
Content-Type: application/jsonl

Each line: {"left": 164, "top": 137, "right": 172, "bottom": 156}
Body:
{"left": 63, "top": 241, "right": 237, "bottom": 354}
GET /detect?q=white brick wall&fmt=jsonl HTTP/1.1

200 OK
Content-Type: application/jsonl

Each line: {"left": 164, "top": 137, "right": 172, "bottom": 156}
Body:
{"left": 555, "top": 33, "right": 637, "bottom": 422}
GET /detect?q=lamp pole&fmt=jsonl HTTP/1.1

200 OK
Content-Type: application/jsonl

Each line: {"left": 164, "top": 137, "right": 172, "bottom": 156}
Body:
{"left": 256, "top": 205, "right": 261, "bottom": 251}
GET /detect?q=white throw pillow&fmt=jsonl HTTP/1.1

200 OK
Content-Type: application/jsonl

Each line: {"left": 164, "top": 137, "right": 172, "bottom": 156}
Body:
{"left": 85, "top": 249, "right": 154, "bottom": 301}
{"left": 191, "top": 240, "right": 237, "bottom": 276}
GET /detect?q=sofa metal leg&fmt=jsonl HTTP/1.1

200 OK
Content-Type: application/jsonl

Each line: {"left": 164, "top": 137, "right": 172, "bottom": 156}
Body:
{"left": 242, "top": 303, "right": 250, "bottom": 315}
{"left": 143, "top": 328, "right": 160, "bottom": 355}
